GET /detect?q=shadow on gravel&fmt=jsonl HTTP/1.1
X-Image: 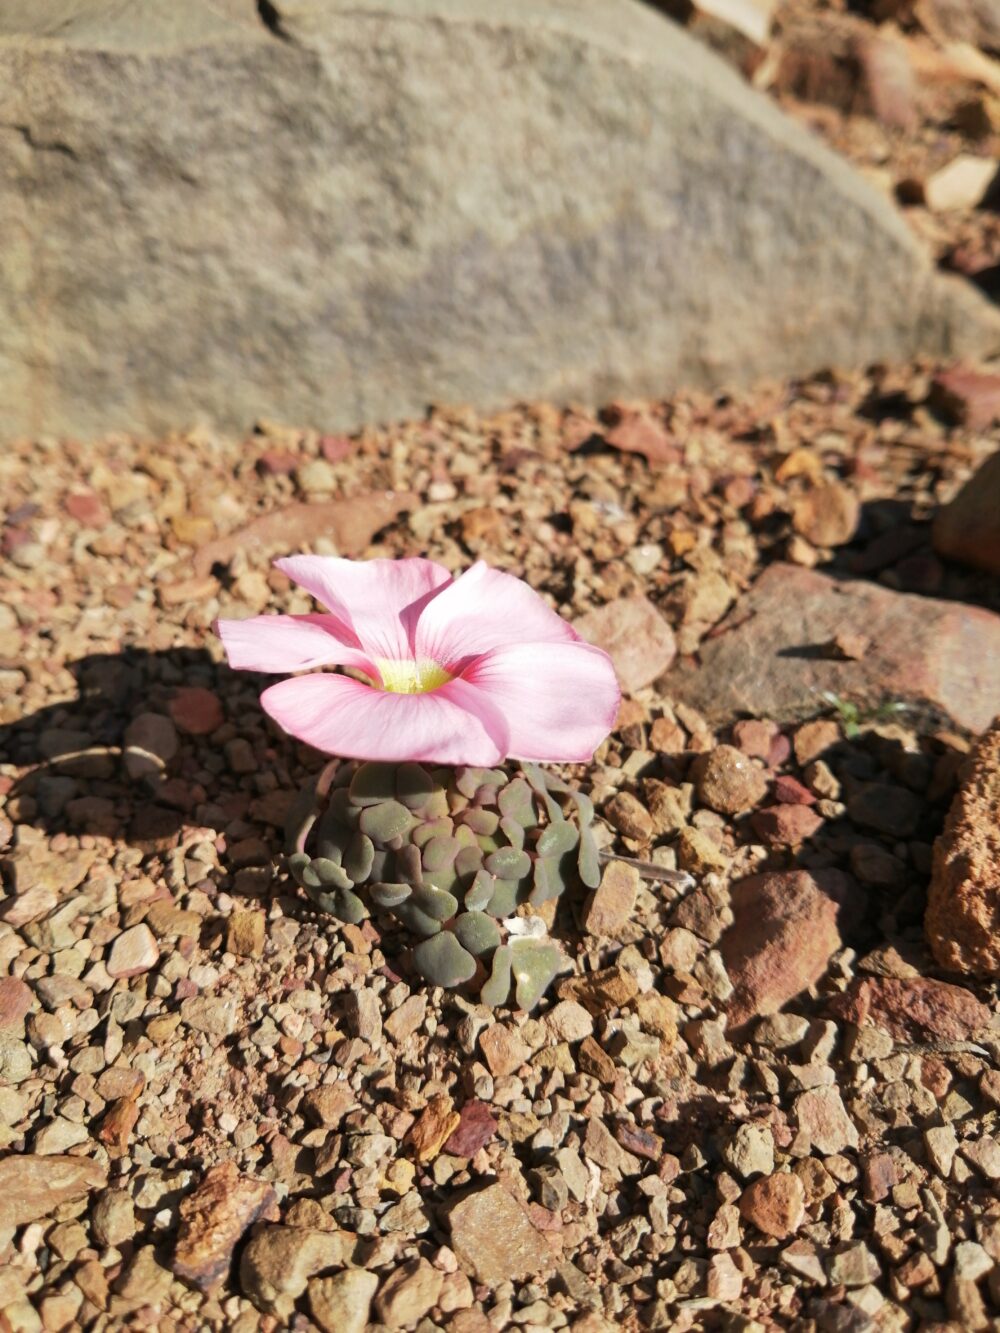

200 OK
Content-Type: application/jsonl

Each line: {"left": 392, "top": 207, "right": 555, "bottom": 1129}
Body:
{"left": 0, "top": 647, "right": 304, "bottom": 853}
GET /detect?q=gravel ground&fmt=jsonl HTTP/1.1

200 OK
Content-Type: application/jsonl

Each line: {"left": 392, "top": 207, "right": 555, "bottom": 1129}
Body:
{"left": 1, "top": 363, "right": 999, "bottom": 1331}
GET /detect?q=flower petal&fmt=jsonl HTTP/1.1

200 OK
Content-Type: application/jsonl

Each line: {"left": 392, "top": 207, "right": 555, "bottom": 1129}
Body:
{"left": 274, "top": 555, "right": 453, "bottom": 663}
{"left": 460, "top": 640, "right": 620, "bottom": 762}
{"left": 414, "top": 561, "right": 578, "bottom": 669}
{"left": 260, "top": 673, "right": 510, "bottom": 765}
{"left": 216, "top": 613, "right": 372, "bottom": 674}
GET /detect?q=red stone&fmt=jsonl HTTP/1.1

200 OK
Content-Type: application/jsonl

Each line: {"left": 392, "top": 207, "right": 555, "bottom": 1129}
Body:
{"left": 169, "top": 687, "right": 225, "bottom": 736}
{"left": 0, "top": 976, "right": 33, "bottom": 1030}
{"left": 751, "top": 804, "right": 823, "bottom": 846}
{"left": 772, "top": 775, "right": 816, "bottom": 806}
{"left": 829, "top": 976, "right": 990, "bottom": 1043}
{"left": 444, "top": 1101, "right": 498, "bottom": 1158}
{"left": 932, "top": 367, "right": 1000, "bottom": 430}
{"left": 65, "top": 491, "right": 110, "bottom": 525}
{"left": 604, "top": 411, "right": 679, "bottom": 466}
{"left": 319, "top": 434, "right": 354, "bottom": 462}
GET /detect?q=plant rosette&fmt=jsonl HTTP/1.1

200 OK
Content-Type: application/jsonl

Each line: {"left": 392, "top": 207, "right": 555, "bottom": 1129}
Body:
{"left": 217, "top": 555, "right": 620, "bottom": 1007}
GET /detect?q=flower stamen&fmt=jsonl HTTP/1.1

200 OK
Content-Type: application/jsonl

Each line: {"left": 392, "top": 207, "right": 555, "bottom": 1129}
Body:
{"left": 375, "top": 658, "right": 453, "bottom": 694}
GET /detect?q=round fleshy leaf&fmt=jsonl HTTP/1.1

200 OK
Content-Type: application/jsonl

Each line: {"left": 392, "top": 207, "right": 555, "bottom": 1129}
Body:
{"left": 359, "top": 799, "right": 413, "bottom": 844}
{"left": 305, "top": 884, "right": 368, "bottom": 924}
{"left": 350, "top": 762, "right": 398, "bottom": 806}
{"left": 499, "top": 817, "right": 525, "bottom": 852}
{"left": 343, "top": 832, "right": 375, "bottom": 883}
{"left": 498, "top": 777, "right": 536, "bottom": 827}
{"left": 369, "top": 882, "right": 412, "bottom": 908}
{"left": 530, "top": 856, "right": 565, "bottom": 906}
{"left": 485, "top": 847, "right": 531, "bottom": 880}
{"left": 412, "top": 883, "right": 460, "bottom": 922}
{"left": 369, "top": 848, "right": 391, "bottom": 882}
{"left": 455, "top": 767, "right": 493, "bottom": 799}
{"left": 413, "top": 932, "right": 477, "bottom": 988}
{"left": 454, "top": 845, "right": 483, "bottom": 882}
{"left": 486, "top": 877, "right": 520, "bottom": 918}
{"left": 480, "top": 945, "right": 513, "bottom": 1007}
{"left": 453, "top": 911, "right": 502, "bottom": 957}
{"left": 397, "top": 762, "right": 436, "bottom": 810}
{"left": 510, "top": 939, "right": 561, "bottom": 1011}
{"left": 287, "top": 852, "right": 311, "bottom": 886}
{"left": 313, "top": 857, "right": 353, "bottom": 890}
{"left": 395, "top": 843, "right": 423, "bottom": 887}
{"left": 459, "top": 808, "right": 499, "bottom": 837}
{"left": 422, "top": 836, "right": 461, "bottom": 874}
{"left": 536, "top": 821, "right": 578, "bottom": 858}
{"left": 412, "top": 817, "right": 454, "bottom": 848}
{"left": 578, "top": 823, "right": 601, "bottom": 889}
{"left": 328, "top": 787, "right": 359, "bottom": 827}
{"left": 464, "top": 868, "right": 495, "bottom": 912}
{"left": 394, "top": 901, "right": 444, "bottom": 938}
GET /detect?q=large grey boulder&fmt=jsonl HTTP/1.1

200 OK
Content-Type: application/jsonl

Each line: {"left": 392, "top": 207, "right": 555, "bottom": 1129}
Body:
{"left": 0, "top": 0, "right": 997, "bottom": 439}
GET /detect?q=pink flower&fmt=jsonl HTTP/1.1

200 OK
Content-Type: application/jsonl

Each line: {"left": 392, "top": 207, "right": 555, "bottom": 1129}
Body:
{"left": 216, "top": 557, "right": 619, "bottom": 765}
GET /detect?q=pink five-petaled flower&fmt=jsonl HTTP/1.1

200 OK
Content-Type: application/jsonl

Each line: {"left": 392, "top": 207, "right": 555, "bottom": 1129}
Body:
{"left": 216, "top": 557, "right": 620, "bottom": 766}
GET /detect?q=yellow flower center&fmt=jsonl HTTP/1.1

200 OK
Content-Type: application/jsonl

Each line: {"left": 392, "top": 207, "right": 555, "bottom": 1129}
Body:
{"left": 375, "top": 658, "right": 453, "bottom": 694}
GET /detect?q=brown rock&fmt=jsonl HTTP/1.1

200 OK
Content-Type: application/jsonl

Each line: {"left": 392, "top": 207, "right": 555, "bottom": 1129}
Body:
{"left": 933, "top": 368, "right": 1000, "bottom": 431}
{"left": 574, "top": 596, "right": 677, "bottom": 695}
{"left": 556, "top": 966, "right": 639, "bottom": 1014}
{"left": 407, "top": 1094, "right": 461, "bottom": 1164}
{"left": 578, "top": 1035, "right": 617, "bottom": 1084}
{"left": 604, "top": 410, "right": 679, "bottom": 466}
{"left": 0, "top": 975, "right": 33, "bottom": 1031}
{"left": 240, "top": 1224, "right": 357, "bottom": 1317}
{"left": 98, "top": 1096, "right": 140, "bottom": 1158}
{"left": 169, "top": 685, "right": 225, "bottom": 735}
{"left": 792, "top": 481, "right": 861, "bottom": 548}
{"left": 0, "top": 1154, "right": 107, "bottom": 1230}
{"left": 692, "top": 744, "right": 768, "bottom": 815}
{"left": 934, "top": 449, "right": 1000, "bottom": 579}
{"left": 795, "top": 1086, "right": 859, "bottom": 1154}
{"left": 668, "top": 562, "right": 1000, "bottom": 732}
{"left": 603, "top": 791, "right": 654, "bottom": 842}
{"left": 106, "top": 924, "right": 160, "bottom": 979}
{"left": 310, "top": 1270, "right": 378, "bottom": 1333}
{"left": 927, "top": 717, "right": 1000, "bottom": 974}
{"left": 194, "top": 493, "right": 416, "bottom": 578}
{"left": 830, "top": 975, "right": 990, "bottom": 1042}
{"left": 374, "top": 1257, "right": 444, "bottom": 1329}
{"left": 751, "top": 803, "right": 824, "bottom": 846}
{"left": 676, "top": 827, "right": 730, "bottom": 873}
{"left": 479, "top": 1023, "right": 530, "bottom": 1077}
{"left": 174, "top": 1161, "right": 279, "bottom": 1291}
{"left": 448, "top": 1182, "right": 555, "bottom": 1286}
{"left": 227, "top": 910, "right": 267, "bottom": 958}
{"left": 721, "top": 870, "right": 854, "bottom": 1029}
{"left": 855, "top": 33, "right": 917, "bottom": 131}
{"left": 739, "top": 1172, "right": 805, "bottom": 1239}
{"left": 301, "top": 1084, "right": 355, "bottom": 1129}
{"left": 582, "top": 860, "right": 639, "bottom": 936}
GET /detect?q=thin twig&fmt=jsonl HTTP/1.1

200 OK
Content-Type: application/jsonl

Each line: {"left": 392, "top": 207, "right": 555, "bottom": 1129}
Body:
{"left": 598, "top": 850, "right": 695, "bottom": 890}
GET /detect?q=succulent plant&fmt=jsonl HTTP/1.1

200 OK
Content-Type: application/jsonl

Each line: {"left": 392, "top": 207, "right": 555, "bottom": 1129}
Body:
{"left": 284, "top": 759, "right": 601, "bottom": 1008}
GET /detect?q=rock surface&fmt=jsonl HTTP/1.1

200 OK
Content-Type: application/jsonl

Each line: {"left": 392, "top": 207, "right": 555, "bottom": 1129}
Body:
{"left": 0, "top": 0, "right": 995, "bottom": 440}
{"left": 831, "top": 975, "right": 991, "bottom": 1042}
{"left": 173, "top": 1161, "right": 279, "bottom": 1291}
{"left": 0, "top": 1154, "right": 107, "bottom": 1229}
{"left": 448, "top": 1182, "right": 554, "bottom": 1285}
{"left": 721, "top": 870, "right": 856, "bottom": 1029}
{"left": 927, "top": 718, "right": 1000, "bottom": 975}
{"left": 933, "top": 448, "right": 1000, "bottom": 578}
{"left": 668, "top": 562, "right": 1000, "bottom": 732}
{"left": 574, "top": 597, "right": 676, "bottom": 696}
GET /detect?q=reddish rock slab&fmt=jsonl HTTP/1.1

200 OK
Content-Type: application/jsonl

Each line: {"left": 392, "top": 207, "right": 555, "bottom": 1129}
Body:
{"left": 721, "top": 870, "right": 859, "bottom": 1030}
{"left": 444, "top": 1101, "right": 499, "bottom": 1158}
{"left": 739, "top": 1171, "right": 805, "bottom": 1239}
{"left": 173, "top": 1160, "right": 279, "bottom": 1291}
{"left": 0, "top": 1155, "right": 107, "bottom": 1230}
{"left": 667, "top": 562, "right": 1000, "bottom": 732}
{"left": 830, "top": 975, "right": 990, "bottom": 1042}
{"left": 750, "top": 804, "right": 824, "bottom": 847}
{"left": 932, "top": 367, "right": 1000, "bottom": 430}
{"left": 193, "top": 493, "right": 416, "bottom": 578}
{"left": 574, "top": 596, "right": 676, "bottom": 695}
{"left": 447, "top": 1183, "right": 555, "bottom": 1286}
{"left": 0, "top": 975, "right": 33, "bottom": 1030}
{"left": 927, "top": 718, "right": 1000, "bottom": 976}
{"left": 933, "top": 448, "right": 1000, "bottom": 578}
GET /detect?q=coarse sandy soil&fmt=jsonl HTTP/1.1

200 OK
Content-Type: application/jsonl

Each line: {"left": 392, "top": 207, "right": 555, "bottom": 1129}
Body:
{"left": 2, "top": 4, "right": 1000, "bottom": 1328}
